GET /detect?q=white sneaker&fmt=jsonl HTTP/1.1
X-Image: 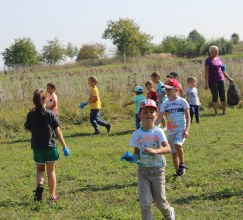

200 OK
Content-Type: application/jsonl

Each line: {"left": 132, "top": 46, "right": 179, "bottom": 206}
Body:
{"left": 169, "top": 207, "right": 175, "bottom": 220}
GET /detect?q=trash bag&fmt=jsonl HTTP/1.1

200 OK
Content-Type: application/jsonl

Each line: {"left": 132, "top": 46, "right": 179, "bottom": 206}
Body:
{"left": 227, "top": 83, "right": 241, "bottom": 106}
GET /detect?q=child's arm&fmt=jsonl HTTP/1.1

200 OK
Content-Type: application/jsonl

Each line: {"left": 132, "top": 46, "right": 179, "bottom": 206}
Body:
{"left": 184, "top": 108, "right": 191, "bottom": 138}
{"left": 144, "top": 141, "right": 171, "bottom": 155}
{"left": 155, "top": 112, "right": 166, "bottom": 127}
{"left": 123, "top": 100, "right": 135, "bottom": 107}
{"left": 54, "top": 127, "right": 67, "bottom": 148}
{"left": 87, "top": 95, "right": 98, "bottom": 103}
{"left": 133, "top": 147, "right": 140, "bottom": 159}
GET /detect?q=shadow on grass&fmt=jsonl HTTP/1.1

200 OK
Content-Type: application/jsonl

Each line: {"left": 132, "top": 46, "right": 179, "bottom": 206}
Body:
{"left": 0, "top": 200, "right": 30, "bottom": 208}
{"left": 1, "top": 138, "right": 30, "bottom": 144}
{"left": 173, "top": 190, "right": 243, "bottom": 204}
{"left": 109, "top": 130, "right": 134, "bottom": 136}
{"left": 65, "top": 132, "right": 92, "bottom": 138}
{"left": 69, "top": 181, "right": 137, "bottom": 193}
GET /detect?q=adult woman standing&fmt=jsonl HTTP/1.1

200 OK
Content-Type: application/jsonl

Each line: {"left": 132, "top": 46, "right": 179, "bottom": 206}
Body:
{"left": 205, "top": 45, "right": 234, "bottom": 115}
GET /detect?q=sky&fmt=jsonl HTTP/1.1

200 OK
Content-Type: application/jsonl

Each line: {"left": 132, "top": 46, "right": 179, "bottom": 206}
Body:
{"left": 1, "top": 0, "right": 243, "bottom": 69}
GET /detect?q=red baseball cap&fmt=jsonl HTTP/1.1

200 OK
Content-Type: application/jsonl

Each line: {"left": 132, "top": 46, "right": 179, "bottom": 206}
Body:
{"left": 164, "top": 78, "right": 179, "bottom": 89}
{"left": 140, "top": 98, "right": 157, "bottom": 110}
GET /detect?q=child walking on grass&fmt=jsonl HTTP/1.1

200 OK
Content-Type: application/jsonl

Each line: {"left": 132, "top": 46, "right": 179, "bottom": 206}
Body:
{"left": 155, "top": 79, "right": 190, "bottom": 177}
{"left": 151, "top": 71, "right": 168, "bottom": 108}
{"left": 85, "top": 76, "right": 111, "bottom": 135}
{"left": 46, "top": 83, "right": 58, "bottom": 116}
{"left": 123, "top": 86, "right": 145, "bottom": 129}
{"left": 145, "top": 80, "right": 157, "bottom": 102}
{"left": 129, "top": 98, "right": 175, "bottom": 220}
{"left": 185, "top": 76, "right": 201, "bottom": 123}
{"left": 24, "top": 89, "right": 70, "bottom": 202}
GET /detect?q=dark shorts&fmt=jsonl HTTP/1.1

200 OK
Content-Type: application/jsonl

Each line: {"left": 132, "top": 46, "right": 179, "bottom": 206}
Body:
{"left": 209, "top": 81, "right": 225, "bottom": 102}
{"left": 33, "top": 147, "right": 59, "bottom": 164}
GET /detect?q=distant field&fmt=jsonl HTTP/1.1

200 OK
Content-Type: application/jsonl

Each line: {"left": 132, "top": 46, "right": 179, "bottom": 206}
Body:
{"left": 0, "top": 54, "right": 243, "bottom": 139}
{"left": 0, "top": 107, "right": 242, "bottom": 219}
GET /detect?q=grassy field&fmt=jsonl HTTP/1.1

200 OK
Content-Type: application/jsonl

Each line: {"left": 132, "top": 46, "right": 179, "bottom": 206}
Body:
{"left": 0, "top": 107, "right": 242, "bottom": 220}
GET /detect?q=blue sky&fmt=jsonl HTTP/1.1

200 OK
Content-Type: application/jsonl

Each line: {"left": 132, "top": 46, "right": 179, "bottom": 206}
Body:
{"left": 1, "top": 0, "right": 243, "bottom": 69}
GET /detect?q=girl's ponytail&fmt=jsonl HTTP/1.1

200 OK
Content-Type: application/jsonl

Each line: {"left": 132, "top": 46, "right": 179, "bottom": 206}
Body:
{"left": 33, "top": 89, "right": 47, "bottom": 114}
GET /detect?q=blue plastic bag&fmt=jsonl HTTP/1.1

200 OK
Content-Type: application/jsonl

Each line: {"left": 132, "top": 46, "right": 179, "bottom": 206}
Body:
{"left": 120, "top": 151, "right": 137, "bottom": 163}
{"left": 79, "top": 102, "right": 88, "bottom": 109}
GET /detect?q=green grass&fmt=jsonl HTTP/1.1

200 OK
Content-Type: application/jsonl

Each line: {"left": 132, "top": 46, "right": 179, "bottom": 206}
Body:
{"left": 0, "top": 108, "right": 242, "bottom": 219}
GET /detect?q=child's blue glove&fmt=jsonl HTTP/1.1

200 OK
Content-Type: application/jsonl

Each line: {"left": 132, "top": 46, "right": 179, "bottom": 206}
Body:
{"left": 79, "top": 102, "right": 88, "bottom": 109}
{"left": 63, "top": 146, "right": 70, "bottom": 156}
{"left": 120, "top": 151, "right": 137, "bottom": 163}
{"left": 221, "top": 64, "right": 227, "bottom": 72}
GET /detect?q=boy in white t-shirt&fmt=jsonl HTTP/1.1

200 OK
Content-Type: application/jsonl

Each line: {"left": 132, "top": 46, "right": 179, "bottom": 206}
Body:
{"left": 130, "top": 98, "right": 175, "bottom": 220}
{"left": 155, "top": 79, "right": 191, "bottom": 177}
{"left": 185, "top": 76, "right": 200, "bottom": 123}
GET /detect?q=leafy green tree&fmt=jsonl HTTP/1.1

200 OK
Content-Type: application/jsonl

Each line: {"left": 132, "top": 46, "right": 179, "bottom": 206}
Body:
{"left": 76, "top": 43, "right": 106, "bottom": 61}
{"left": 41, "top": 38, "right": 65, "bottom": 65}
{"left": 102, "top": 18, "right": 153, "bottom": 61}
{"left": 187, "top": 30, "right": 205, "bottom": 56}
{"left": 65, "top": 42, "right": 78, "bottom": 61}
{"left": 231, "top": 33, "right": 240, "bottom": 44}
{"left": 200, "top": 38, "right": 233, "bottom": 55}
{"left": 2, "top": 38, "right": 39, "bottom": 69}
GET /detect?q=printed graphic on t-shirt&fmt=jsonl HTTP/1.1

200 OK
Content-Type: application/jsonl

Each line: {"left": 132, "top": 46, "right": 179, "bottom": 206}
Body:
{"left": 130, "top": 127, "right": 166, "bottom": 167}
{"left": 160, "top": 98, "right": 189, "bottom": 134}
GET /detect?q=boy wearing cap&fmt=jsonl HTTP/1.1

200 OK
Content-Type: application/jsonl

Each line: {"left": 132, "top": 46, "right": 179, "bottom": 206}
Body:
{"left": 123, "top": 86, "right": 145, "bottom": 129}
{"left": 130, "top": 98, "right": 175, "bottom": 220}
{"left": 166, "top": 72, "right": 183, "bottom": 97}
{"left": 155, "top": 79, "right": 190, "bottom": 176}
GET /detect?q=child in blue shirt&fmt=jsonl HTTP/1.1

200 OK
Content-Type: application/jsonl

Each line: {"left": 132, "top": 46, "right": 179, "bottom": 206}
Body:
{"left": 124, "top": 86, "right": 145, "bottom": 129}
{"left": 151, "top": 71, "right": 168, "bottom": 108}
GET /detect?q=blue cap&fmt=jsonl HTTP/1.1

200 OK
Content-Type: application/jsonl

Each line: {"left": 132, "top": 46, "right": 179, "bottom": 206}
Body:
{"left": 135, "top": 86, "right": 144, "bottom": 92}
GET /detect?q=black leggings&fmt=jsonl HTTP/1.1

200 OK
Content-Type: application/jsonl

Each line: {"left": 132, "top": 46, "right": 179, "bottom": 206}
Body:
{"left": 209, "top": 81, "right": 225, "bottom": 102}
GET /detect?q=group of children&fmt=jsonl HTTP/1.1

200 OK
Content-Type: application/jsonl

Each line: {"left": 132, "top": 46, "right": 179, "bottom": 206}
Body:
{"left": 24, "top": 72, "right": 200, "bottom": 219}
{"left": 123, "top": 71, "right": 201, "bottom": 219}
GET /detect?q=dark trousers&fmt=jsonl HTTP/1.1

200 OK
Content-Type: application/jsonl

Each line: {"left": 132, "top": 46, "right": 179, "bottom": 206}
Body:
{"left": 90, "top": 109, "right": 109, "bottom": 132}
{"left": 209, "top": 81, "right": 225, "bottom": 102}
{"left": 135, "top": 113, "right": 140, "bottom": 129}
{"left": 189, "top": 105, "right": 200, "bottom": 123}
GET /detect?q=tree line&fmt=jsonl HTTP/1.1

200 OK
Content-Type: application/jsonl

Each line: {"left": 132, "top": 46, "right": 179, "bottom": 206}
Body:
{"left": 1, "top": 18, "right": 240, "bottom": 70}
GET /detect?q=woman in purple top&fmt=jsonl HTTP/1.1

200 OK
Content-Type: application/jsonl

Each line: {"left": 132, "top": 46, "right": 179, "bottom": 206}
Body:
{"left": 204, "top": 45, "right": 233, "bottom": 115}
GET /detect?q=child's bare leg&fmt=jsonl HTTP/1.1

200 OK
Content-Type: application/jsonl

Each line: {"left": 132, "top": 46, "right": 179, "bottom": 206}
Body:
{"left": 36, "top": 164, "right": 45, "bottom": 185}
{"left": 175, "top": 144, "right": 184, "bottom": 164}
{"left": 46, "top": 162, "right": 56, "bottom": 197}
{"left": 172, "top": 152, "right": 179, "bottom": 171}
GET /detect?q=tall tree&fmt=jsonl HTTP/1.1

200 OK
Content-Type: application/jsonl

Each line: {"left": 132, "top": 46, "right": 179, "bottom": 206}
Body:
{"left": 102, "top": 18, "right": 153, "bottom": 61}
{"left": 187, "top": 30, "right": 205, "bottom": 56}
{"left": 2, "top": 38, "right": 39, "bottom": 70}
{"left": 42, "top": 38, "right": 65, "bottom": 65}
{"left": 76, "top": 43, "right": 106, "bottom": 61}
{"left": 65, "top": 42, "right": 78, "bottom": 61}
{"left": 231, "top": 33, "right": 240, "bottom": 44}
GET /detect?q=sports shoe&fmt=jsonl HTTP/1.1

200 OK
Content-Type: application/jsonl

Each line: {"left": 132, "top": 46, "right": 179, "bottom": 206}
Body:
{"left": 106, "top": 124, "right": 111, "bottom": 133}
{"left": 50, "top": 195, "right": 59, "bottom": 202}
{"left": 34, "top": 184, "right": 44, "bottom": 202}
{"left": 176, "top": 163, "right": 187, "bottom": 176}
{"left": 92, "top": 131, "right": 101, "bottom": 135}
{"left": 169, "top": 207, "right": 175, "bottom": 220}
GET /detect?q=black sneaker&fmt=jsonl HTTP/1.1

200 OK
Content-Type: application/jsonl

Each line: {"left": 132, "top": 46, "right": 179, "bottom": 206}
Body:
{"left": 34, "top": 184, "right": 44, "bottom": 202}
{"left": 176, "top": 164, "right": 187, "bottom": 177}
{"left": 92, "top": 131, "right": 101, "bottom": 135}
{"left": 106, "top": 124, "right": 111, "bottom": 133}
